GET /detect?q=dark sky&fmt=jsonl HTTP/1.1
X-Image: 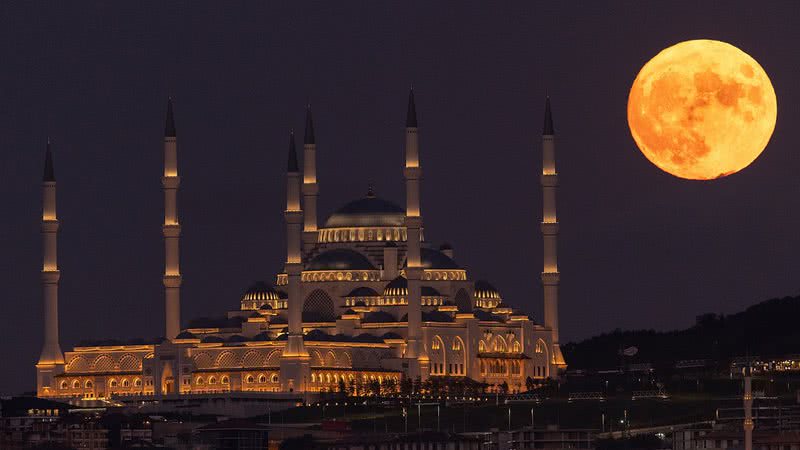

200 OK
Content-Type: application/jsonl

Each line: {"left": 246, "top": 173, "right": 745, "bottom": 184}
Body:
{"left": 2, "top": 1, "right": 799, "bottom": 394}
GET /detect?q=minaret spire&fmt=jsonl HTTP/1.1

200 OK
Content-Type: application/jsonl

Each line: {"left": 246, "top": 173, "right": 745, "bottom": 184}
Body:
{"left": 43, "top": 140, "right": 55, "bottom": 182}
{"left": 403, "top": 88, "right": 429, "bottom": 378}
{"left": 302, "top": 104, "right": 319, "bottom": 254}
{"left": 540, "top": 97, "right": 566, "bottom": 375}
{"left": 162, "top": 98, "right": 182, "bottom": 341}
{"left": 543, "top": 96, "right": 554, "bottom": 136}
{"left": 280, "top": 128, "right": 310, "bottom": 392}
{"left": 37, "top": 140, "right": 65, "bottom": 396}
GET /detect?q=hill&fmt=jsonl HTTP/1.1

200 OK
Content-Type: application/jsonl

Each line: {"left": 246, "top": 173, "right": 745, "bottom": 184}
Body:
{"left": 563, "top": 295, "right": 800, "bottom": 370}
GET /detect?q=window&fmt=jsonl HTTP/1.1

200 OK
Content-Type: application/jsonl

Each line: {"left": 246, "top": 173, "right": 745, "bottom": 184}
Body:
{"left": 85, "top": 380, "right": 93, "bottom": 389}
{"left": 208, "top": 377, "right": 217, "bottom": 385}
{"left": 221, "top": 376, "right": 229, "bottom": 384}
{"left": 60, "top": 381, "right": 68, "bottom": 390}
{"left": 259, "top": 374, "right": 267, "bottom": 383}
{"left": 196, "top": 377, "right": 204, "bottom": 385}
{"left": 134, "top": 379, "right": 142, "bottom": 387}
{"left": 122, "top": 379, "right": 130, "bottom": 387}
{"left": 246, "top": 375, "right": 254, "bottom": 383}
{"left": 271, "top": 374, "right": 279, "bottom": 383}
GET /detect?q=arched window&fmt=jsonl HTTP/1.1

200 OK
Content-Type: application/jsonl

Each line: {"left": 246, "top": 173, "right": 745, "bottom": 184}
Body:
{"left": 122, "top": 379, "right": 130, "bottom": 387}
{"left": 271, "top": 374, "right": 279, "bottom": 383}
{"left": 221, "top": 376, "right": 229, "bottom": 384}
{"left": 478, "top": 341, "right": 486, "bottom": 352}
{"left": 85, "top": 380, "right": 93, "bottom": 389}
{"left": 512, "top": 341, "right": 521, "bottom": 353}
{"left": 60, "top": 381, "right": 68, "bottom": 390}
{"left": 259, "top": 374, "right": 267, "bottom": 383}
{"left": 303, "top": 290, "right": 335, "bottom": 322}
{"left": 134, "top": 379, "right": 142, "bottom": 387}
{"left": 196, "top": 377, "right": 204, "bottom": 385}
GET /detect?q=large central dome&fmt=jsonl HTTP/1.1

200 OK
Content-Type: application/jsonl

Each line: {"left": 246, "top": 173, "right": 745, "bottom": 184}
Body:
{"left": 324, "top": 191, "right": 405, "bottom": 228}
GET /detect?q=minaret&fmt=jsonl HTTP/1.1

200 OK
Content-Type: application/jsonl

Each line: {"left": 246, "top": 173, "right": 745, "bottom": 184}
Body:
{"left": 302, "top": 106, "right": 318, "bottom": 254}
{"left": 280, "top": 130, "right": 310, "bottom": 392}
{"left": 162, "top": 98, "right": 182, "bottom": 339}
{"left": 403, "top": 88, "right": 429, "bottom": 377}
{"left": 540, "top": 97, "right": 566, "bottom": 373}
{"left": 743, "top": 364, "right": 753, "bottom": 450}
{"left": 37, "top": 141, "right": 65, "bottom": 395}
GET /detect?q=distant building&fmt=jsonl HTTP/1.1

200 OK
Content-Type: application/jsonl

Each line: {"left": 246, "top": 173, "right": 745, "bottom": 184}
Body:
{"left": 465, "top": 425, "right": 596, "bottom": 450}
{"left": 194, "top": 419, "right": 269, "bottom": 450}
{"left": 34, "top": 93, "right": 566, "bottom": 402}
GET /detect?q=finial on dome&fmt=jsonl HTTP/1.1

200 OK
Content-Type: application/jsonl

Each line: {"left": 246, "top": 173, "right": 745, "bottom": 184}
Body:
{"left": 543, "top": 96, "right": 554, "bottom": 136}
{"left": 406, "top": 88, "right": 418, "bottom": 128}
{"left": 366, "top": 183, "right": 375, "bottom": 198}
{"left": 304, "top": 104, "right": 315, "bottom": 145}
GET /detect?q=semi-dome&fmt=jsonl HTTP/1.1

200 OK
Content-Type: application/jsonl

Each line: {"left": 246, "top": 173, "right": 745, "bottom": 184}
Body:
{"left": 383, "top": 276, "right": 408, "bottom": 296}
{"left": 242, "top": 281, "right": 281, "bottom": 302}
{"left": 344, "top": 287, "right": 380, "bottom": 297}
{"left": 474, "top": 280, "right": 501, "bottom": 299}
{"left": 307, "top": 249, "right": 376, "bottom": 271}
{"left": 403, "top": 248, "right": 460, "bottom": 269}
{"left": 324, "top": 192, "right": 405, "bottom": 228}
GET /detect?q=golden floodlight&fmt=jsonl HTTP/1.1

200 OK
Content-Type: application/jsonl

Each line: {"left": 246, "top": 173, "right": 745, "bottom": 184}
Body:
{"left": 628, "top": 39, "right": 777, "bottom": 180}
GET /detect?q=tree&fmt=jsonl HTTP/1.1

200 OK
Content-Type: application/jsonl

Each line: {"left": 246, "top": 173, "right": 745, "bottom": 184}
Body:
{"left": 338, "top": 379, "right": 347, "bottom": 396}
{"left": 526, "top": 376, "right": 535, "bottom": 392}
{"left": 500, "top": 381, "right": 509, "bottom": 394}
{"left": 400, "top": 377, "right": 413, "bottom": 396}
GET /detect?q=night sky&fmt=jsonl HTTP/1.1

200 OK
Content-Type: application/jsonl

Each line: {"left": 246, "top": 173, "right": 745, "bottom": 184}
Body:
{"left": 2, "top": 2, "right": 799, "bottom": 394}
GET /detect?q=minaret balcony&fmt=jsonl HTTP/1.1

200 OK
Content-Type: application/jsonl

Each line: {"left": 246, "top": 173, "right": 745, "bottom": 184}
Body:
{"left": 540, "top": 173, "right": 558, "bottom": 187}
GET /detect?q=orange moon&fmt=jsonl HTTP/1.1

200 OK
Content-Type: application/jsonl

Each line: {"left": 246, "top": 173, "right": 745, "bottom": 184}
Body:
{"left": 627, "top": 39, "right": 777, "bottom": 180}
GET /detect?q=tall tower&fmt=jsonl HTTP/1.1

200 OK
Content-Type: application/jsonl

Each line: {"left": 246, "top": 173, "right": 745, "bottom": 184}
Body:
{"left": 540, "top": 97, "right": 566, "bottom": 372}
{"left": 302, "top": 106, "right": 318, "bottom": 254}
{"left": 162, "top": 98, "right": 182, "bottom": 339}
{"left": 403, "top": 88, "right": 429, "bottom": 377}
{"left": 37, "top": 141, "right": 65, "bottom": 396}
{"left": 743, "top": 364, "right": 753, "bottom": 450}
{"left": 280, "top": 130, "right": 310, "bottom": 392}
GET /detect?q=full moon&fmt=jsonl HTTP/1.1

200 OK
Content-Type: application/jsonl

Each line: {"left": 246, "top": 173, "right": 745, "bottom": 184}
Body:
{"left": 627, "top": 39, "right": 777, "bottom": 180}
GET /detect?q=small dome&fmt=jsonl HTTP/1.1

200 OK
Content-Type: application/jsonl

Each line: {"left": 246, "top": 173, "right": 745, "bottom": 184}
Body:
{"left": 201, "top": 335, "right": 225, "bottom": 344}
{"left": 227, "top": 335, "right": 247, "bottom": 343}
{"left": 423, "top": 311, "right": 454, "bottom": 322}
{"left": 382, "top": 332, "right": 403, "bottom": 340}
{"left": 175, "top": 331, "right": 197, "bottom": 340}
{"left": 383, "top": 276, "right": 408, "bottom": 296}
{"left": 253, "top": 332, "right": 271, "bottom": 341}
{"left": 307, "top": 249, "right": 376, "bottom": 271}
{"left": 343, "top": 308, "right": 356, "bottom": 315}
{"left": 242, "top": 281, "right": 281, "bottom": 302}
{"left": 344, "top": 287, "right": 380, "bottom": 298}
{"left": 324, "top": 194, "right": 405, "bottom": 228}
{"left": 474, "top": 280, "right": 501, "bottom": 299}
{"left": 363, "top": 311, "right": 397, "bottom": 323}
{"left": 259, "top": 303, "right": 273, "bottom": 310}
{"left": 403, "top": 248, "right": 460, "bottom": 269}
{"left": 306, "top": 329, "right": 332, "bottom": 341}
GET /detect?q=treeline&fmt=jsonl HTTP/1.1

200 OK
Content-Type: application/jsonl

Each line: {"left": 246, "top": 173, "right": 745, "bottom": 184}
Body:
{"left": 563, "top": 295, "right": 800, "bottom": 370}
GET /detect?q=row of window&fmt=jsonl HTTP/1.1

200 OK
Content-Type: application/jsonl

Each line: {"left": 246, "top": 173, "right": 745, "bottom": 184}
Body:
{"left": 430, "top": 363, "right": 465, "bottom": 375}
{"left": 480, "top": 360, "right": 524, "bottom": 376}
{"left": 59, "top": 378, "right": 144, "bottom": 390}
{"left": 344, "top": 297, "right": 446, "bottom": 307}
{"left": 318, "top": 227, "right": 409, "bottom": 243}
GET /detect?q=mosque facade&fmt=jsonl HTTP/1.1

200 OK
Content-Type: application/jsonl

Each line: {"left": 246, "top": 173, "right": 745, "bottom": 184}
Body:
{"left": 35, "top": 92, "right": 566, "bottom": 400}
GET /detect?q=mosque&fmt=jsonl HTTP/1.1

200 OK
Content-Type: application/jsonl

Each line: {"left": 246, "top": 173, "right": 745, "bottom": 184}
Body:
{"left": 34, "top": 91, "right": 567, "bottom": 401}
